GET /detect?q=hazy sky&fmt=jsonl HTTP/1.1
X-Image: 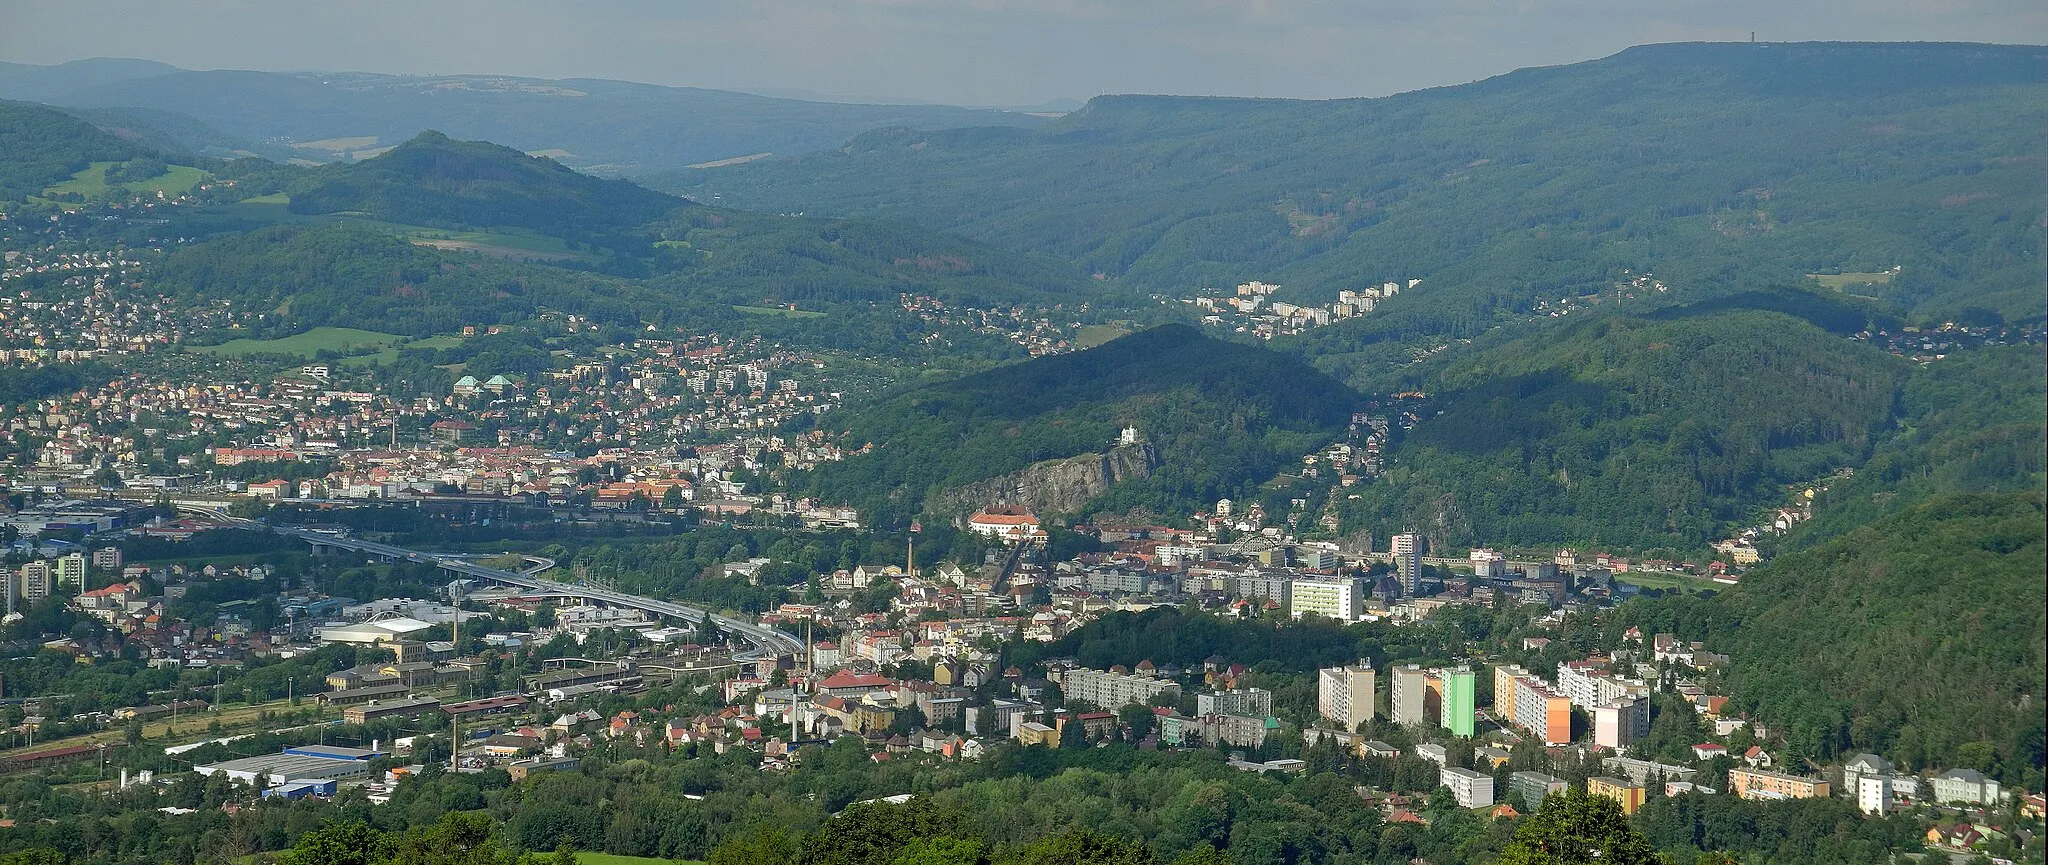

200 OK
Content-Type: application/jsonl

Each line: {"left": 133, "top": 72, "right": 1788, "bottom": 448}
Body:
{"left": 3, "top": 0, "right": 2043, "bottom": 105}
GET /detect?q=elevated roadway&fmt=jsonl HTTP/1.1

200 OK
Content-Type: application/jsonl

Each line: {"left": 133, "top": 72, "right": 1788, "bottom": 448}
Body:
{"left": 182, "top": 510, "right": 802, "bottom": 660}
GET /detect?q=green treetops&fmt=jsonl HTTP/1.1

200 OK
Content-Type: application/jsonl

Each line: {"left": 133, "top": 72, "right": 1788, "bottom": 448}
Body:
{"left": 1497, "top": 787, "right": 1659, "bottom": 865}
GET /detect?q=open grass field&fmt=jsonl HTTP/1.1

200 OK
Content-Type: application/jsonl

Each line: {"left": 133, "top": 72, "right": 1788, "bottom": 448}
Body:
{"left": 577, "top": 853, "right": 702, "bottom": 865}
{"left": 190, "top": 323, "right": 462, "bottom": 369}
{"left": 1075, "top": 323, "right": 1133, "bottom": 348}
{"left": 734, "top": 305, "right": 827, "bottom": 319}
{"left": 193, "top": 327, "right": 409, "bottom": 360}
{"left": 40, "top": 161, "right": 211, "bottom": 205}
{"left": 226, "top": 194, "right": 594, "bottom": 262}
{"left": 1807, "top": 271, "right": 1897, "bottom": 290}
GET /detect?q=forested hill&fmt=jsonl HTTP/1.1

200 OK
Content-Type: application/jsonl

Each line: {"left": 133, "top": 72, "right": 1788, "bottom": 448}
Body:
{"left": 1631, "top": 492, "right": 2047, "bottom": 789}
{"left": 806, "top": 324, "right": 1359, "bottom": 527}
{"left": 154, "top": 224, "right": 666, "bottom": 337}
{"left": 0, "top": 99, "right": 146, "bottom": 201}
{"left": 678, "top": 41, "right": 2047, "bottom": 327}
{"left": 1783, "top": 344, "right": 2047, "bottom": 547}
{"left": 285, "top": 131, "right": 689, "bottom": 237}
{"left": 1332, "top": 303, "right": 1907, "bottom": 551}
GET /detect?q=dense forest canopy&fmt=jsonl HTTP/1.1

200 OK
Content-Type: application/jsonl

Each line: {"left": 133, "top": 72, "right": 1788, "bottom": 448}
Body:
{"left": 1785, "top": 344, "right": 2048, "bottom": 546}
{"left": 1651, "top": 492, "right": 2047, "bottom": 789}
{"left": 1332, "top": 304, "right": 1907, "bottom": 550}
{"left": 153, "top": 224, "right": 660, "bottom": 337}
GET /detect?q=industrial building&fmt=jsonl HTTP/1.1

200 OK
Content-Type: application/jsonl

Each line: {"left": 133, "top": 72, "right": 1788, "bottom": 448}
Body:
{"left": 194, "top": 745, "right": 383, "bottom": 787}
{"left": 342, "top": 697, "right": 443, "bottom": 725}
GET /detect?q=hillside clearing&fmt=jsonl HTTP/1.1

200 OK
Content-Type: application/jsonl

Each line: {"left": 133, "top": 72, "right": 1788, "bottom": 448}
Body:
{"left": 41, "top": 161, "right": 211, "bottom": 202}
{"left": 192, "top": 327, "right": 409, "bottom": 360}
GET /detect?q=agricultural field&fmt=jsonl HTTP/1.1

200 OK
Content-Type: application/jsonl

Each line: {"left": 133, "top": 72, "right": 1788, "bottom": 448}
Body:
{"left": 577, "top": 853, "right": 703, "bottom": 865}
{"left": 40, "top": 161, "right": 211, "bottom": 204}
{"left": 733, "top": 305, "right": 826, "bottom": 319}
{"left": 1807, "top": 270, "right": 1898, "bottom": 291}
{"left": 1074, "top": 323, "right": 1133, "bottom": 348}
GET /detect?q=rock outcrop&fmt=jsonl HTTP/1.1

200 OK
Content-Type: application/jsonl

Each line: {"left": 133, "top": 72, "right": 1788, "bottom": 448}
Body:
{"left": 927, "top": 443, "right": 1157, "bottom": 519}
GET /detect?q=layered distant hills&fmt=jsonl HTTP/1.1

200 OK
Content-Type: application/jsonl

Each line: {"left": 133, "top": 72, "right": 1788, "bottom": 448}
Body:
{"left": 0, "top": 58, "right": 1047, "bottom": 173}
{"left": 3, "top": 45, "right": 2041, "bottom": 555}
{"left": 3, "top": 43, "right": 2040, "bottom": 803}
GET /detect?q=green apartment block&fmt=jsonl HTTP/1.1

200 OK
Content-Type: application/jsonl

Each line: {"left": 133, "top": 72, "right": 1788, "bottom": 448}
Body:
{"left": 1440, "top": 666, "right": 1476, "bottom": 737}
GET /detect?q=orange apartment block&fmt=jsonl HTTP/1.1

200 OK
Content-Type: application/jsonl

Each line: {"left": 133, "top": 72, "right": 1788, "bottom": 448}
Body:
{"left": 1495, "top": 664, "right": 1572, "bottom": 744}
{"left": 1588, "top": 776, "right": 1647, "bottom": 815}
{"left": 1728, "top": 767, "right": 1830, "bottom": 800}
{"left": 1493, "top": 665, "right": 1522, "bottom": 715}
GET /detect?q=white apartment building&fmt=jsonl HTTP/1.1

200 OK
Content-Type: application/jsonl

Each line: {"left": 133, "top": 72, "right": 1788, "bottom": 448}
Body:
{"left": 1441, "top": 766, "right": 1495, "bottom": 808}
{"left": 1857, "top": 775, "right": 1892, "bottom": 815}
{"left": 1593, "top": 696, "right": 1650, "bottom": 750}
{"left": 1392, "top": 533, "right": 1422, "bottom": 596}
{"left": 19, "top": 560, "right": 53, "bottom": 601}
{"left": 1290, "top": 577, "right": 1363, "bottom": 621}
{"left": 1198, "top": 688, "right": 1274, "bottom": 718}
{"left": 1390, "top": 664, "right": 1429, "bottom": 726}
{"left": 1317, "top": 664, "right": 1376, "bottom": 730}
{"left": 1062, "top": 667, "right": 1180, "bottom": 711}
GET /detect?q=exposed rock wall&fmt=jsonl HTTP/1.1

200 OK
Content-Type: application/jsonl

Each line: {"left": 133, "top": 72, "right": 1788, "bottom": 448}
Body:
{"left": 928, "top": 443, "right": 1157, "bottom": 519}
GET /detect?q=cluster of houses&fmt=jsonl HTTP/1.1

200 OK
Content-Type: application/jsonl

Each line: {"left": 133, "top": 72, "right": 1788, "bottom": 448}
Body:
{"left": 1180, "top": 279, "right": 1420, "bottom": 339}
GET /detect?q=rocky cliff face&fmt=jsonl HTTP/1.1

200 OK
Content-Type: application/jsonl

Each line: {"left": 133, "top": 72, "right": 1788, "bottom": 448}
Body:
{"left": 928, "top": 443, "right": 1158, "bottom": 519}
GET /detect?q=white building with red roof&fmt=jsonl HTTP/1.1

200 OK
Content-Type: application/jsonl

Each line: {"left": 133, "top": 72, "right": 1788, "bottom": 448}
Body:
{"left": 968, "top": 507, "right": 1043, "bottom": 542}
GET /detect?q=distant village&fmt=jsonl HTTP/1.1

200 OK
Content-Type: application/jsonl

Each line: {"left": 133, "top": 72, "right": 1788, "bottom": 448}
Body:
{"left": 1173, "top": 279, "right": 1420, "bottom": 339}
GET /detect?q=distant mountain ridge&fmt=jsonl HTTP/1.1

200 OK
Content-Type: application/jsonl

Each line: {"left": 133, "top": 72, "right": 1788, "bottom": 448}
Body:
{"left": 0, "top": 59, "right": 1049, "bottom": 174}
{"left": 677, "top": 41, "right": 2047, "bottom": 332}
